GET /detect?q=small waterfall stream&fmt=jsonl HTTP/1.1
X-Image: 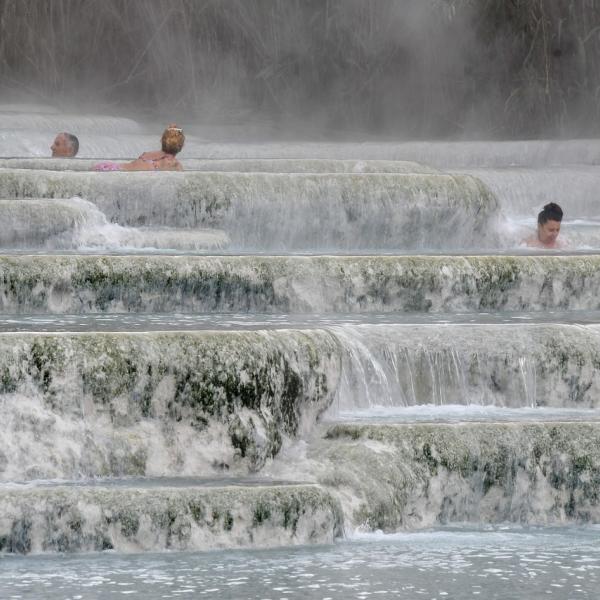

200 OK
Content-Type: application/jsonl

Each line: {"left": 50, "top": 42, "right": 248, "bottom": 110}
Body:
{"left": 1, "top": 108, "right": 600, "bottom": 597}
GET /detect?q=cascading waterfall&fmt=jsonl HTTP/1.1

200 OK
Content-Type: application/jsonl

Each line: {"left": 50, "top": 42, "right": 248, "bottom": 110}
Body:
{"left": 0, "top": 330, "right": 341, "bottom": 480}
{"left": 0, "top": 198, "right": 229, "bottom": 251}
{"left": 1, "top": 106, "right": 600, "bottom": 598}
{"left": 0, "top": 169, "right": 502, "bottom": 251}
{"left": 328, "top": 323, "right": 600, "bottom": 412}
{"left": 2, "top": 324, "right": 600, "bottom": 484}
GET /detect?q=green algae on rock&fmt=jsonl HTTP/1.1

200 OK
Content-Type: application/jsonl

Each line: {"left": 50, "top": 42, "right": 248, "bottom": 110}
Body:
{"left": 330, "top": 323, "right": 600, "bottom": 409}
{"left": 1, "top": 255, "right": 600, "bottom": 314}
{"left": 0, "top": 484, "right": 343, "bottom": 553}
{"left": 0, "top": 330, "right": 341, "bottom": 479}
{"left": 318, "top": 422, "right": 600, "bottom": 531}
{"left": 0, "top": 169, "right": 500, "bottom": 250}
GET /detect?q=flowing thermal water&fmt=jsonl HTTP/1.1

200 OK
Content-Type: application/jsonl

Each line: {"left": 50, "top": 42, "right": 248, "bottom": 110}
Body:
{"left": 1, "top": 108, "right": 600, "bottom": 598}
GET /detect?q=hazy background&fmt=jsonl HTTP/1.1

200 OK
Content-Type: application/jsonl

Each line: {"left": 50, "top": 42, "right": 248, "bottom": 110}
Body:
{"left": 0, "top": 0, "right": 599, "bottom": 139}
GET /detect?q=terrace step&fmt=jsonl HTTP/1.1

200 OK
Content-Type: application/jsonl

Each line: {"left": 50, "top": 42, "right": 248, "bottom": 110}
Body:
{"left": 0, "top": 254, "right": 599, "bottom": 314}
{"left": 312, "top": 421, "right": 600, "bottom": 531}
{"left": 0, "top": 480, "right": 341, "bottom": 554}
{"left": 0, "top": 170, "right": 499, "bottom": 250}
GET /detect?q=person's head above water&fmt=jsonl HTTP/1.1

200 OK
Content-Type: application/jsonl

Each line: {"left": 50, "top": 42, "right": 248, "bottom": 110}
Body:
{"left": 536, "top": 202, "right": 563, "bottom": 247}
{"left": 161, "top": 124, "right": 185, "bottom": 155}
{"left": 51, "top": 132, "right": 79, "bottom": 157}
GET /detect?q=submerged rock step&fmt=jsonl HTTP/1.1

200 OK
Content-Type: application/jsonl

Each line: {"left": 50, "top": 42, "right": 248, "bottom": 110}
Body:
{"left": 0, "top": 254, "right": 599, "bottom": 314}
{"left": 0, "top": 157, "right": 438, "bottom": 173}
{"left": 0, "top": 483, "right": 342, "bottom": 554}
{"left": 317, "top": 422, "right": 600, "bottom": 531}
{"left": 0, "top": 330, "right": 340, "bottom": 481}
{"left": 170, "top": 140, "right": 599, "bottom": 168}
{"left": 0, "top": 170, "right": 499, "bottom": 250}
{"left": 3, "top": 138, "right": 600, "bottom": 165}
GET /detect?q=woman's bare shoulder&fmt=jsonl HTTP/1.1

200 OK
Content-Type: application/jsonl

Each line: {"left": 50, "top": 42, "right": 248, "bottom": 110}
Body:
{"left": 138, "top": 150, "right": 164, "bottom": 160}
{"left": 158, "top": 156, "right": 183, "bottom": 171}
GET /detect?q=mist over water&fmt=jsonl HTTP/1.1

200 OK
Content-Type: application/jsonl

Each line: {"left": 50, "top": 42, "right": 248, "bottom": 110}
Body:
{"left": 1, "top": 0, "right": 600, "bottom": 138}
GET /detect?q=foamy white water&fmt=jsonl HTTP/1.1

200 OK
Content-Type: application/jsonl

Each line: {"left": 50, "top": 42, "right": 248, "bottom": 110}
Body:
{"left": 0, "top": 197, "right": 229, "bottom": 251}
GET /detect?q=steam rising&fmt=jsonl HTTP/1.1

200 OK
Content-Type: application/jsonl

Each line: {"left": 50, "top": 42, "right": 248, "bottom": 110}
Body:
{"left": 0, "top": 0, "right": 598, "bottom": 137}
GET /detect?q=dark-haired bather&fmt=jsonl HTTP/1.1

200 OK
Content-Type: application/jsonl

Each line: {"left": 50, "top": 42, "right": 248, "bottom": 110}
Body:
{"left": 523, "top": 202, "right": 564, "bottom": 249}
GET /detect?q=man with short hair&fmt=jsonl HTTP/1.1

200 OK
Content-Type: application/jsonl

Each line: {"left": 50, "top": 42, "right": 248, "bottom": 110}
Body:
{"left": 524, "top": 202, "right": 564, "bottom": 248}
{"left": 51, "top": 132, "right": 79, "bottom": 157}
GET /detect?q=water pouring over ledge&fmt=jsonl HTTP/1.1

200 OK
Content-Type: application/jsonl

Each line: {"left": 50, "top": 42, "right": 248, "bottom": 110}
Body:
{"left": 5, "top": 132, "right": 600, "bottom": 252}
{"left": 2, "top": 112, "right": 600, "bottom": 598}
{"left": 2, "top": 0, "right": 600, "bottom": 592}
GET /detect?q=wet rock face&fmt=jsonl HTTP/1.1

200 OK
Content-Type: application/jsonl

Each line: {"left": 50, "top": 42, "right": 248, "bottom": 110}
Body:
{"left": 0, "top": 331, "right": 341, "bottom": 479}
{"left": 0, "top": 485, "right": 343, "bottom": 553}
{"left": 5, "top": 323, "right": 600, "bottom": 483}
{"left": 319, "top": 423, "right": 600, "bottom": 530}
{"left": 1, "top": 255, "right": 600, "bottom": 314}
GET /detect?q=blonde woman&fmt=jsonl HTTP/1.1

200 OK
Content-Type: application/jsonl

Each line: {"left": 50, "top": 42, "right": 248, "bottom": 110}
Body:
{"left": 93, "top": 124, "right": 185, "bottom": 171}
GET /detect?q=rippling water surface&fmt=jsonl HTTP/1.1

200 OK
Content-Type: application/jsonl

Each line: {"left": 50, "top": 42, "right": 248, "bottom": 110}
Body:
{"left": 331, "top": 405, "right": 600, "bottom": 424}
{"left": 1, "top": 310, "right": 600, "bottom": 332}
{"left": 1, "top": 527, "right": 598, "bottom": 599}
